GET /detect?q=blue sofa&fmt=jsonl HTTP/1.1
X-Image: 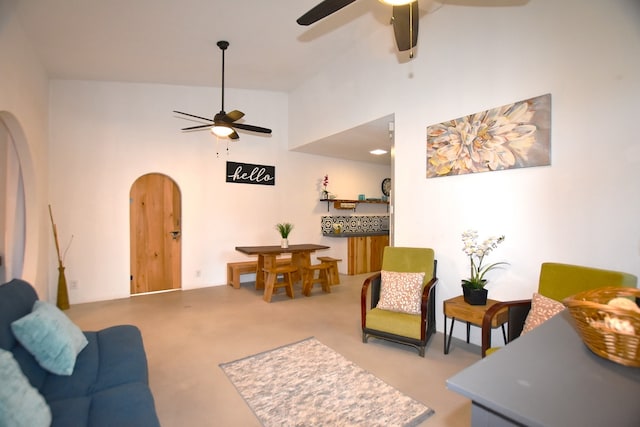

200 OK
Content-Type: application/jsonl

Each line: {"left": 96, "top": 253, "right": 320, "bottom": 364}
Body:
{"left": 0, "top": 279, "right": 160, "bottom": 426}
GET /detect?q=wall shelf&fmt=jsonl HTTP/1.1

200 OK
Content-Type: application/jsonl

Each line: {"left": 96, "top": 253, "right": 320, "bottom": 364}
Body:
{"left": 320, "top": 199, "right": 389, "bottom": 212}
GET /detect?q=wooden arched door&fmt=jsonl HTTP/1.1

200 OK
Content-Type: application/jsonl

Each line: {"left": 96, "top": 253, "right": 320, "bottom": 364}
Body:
{"left": 130, "top": 173, "right": 181, "bottom": 294}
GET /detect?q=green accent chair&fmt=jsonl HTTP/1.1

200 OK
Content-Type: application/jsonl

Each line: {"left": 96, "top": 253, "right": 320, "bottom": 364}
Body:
{"left": 481, "top": 262, "right": 638, "bottom": 357}
{"left": 361, "top": 247, "right": 438, "bottom": 357}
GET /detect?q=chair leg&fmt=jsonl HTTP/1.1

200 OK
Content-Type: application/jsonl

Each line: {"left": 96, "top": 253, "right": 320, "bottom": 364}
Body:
{"left": 263, "top": 271, "right": 276, "bottom": 303}
{"left": 302, "top": 269, "right": 312, "bottom": 296}
{"left": 328, "top": 261, "right": 340, "bottom": 285}
{"left": 283, "top": 272, "right": 294, "bottom": 299}
{"left": 320, "top": 268, "right": 331, "bottom": 293}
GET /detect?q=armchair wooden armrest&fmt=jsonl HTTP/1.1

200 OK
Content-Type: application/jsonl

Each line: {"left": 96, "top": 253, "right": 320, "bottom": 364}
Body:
{"left": 419, "top": 277, "right": 438, "bottom": 338}
{"left": 361, "top": 272, "right": 382, "bottom": 329}
{"left": 481, "top": 299, "right": 532, "bottom": 357}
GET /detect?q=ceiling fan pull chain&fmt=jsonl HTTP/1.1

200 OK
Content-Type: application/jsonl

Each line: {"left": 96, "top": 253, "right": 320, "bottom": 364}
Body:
{"left": 409, "top": 3, "right": 414, "bottom": 59}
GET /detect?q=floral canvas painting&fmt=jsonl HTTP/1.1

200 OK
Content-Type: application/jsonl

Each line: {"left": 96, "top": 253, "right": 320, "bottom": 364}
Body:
{"left": 426, "top": 93, "right": 551, "bottom": 178}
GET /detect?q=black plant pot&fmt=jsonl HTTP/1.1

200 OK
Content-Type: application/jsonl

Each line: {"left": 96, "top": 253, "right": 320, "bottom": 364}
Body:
{"left": 462, "top": 285, "right": 488, "bottom": 305}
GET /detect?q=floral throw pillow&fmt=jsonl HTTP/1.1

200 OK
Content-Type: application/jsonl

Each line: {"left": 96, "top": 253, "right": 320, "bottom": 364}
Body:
{"left": 522, "top": 292, "right": 565, "bottom": 334}
{"left": 376, "top": 271, "right": 426, "bottom": 315}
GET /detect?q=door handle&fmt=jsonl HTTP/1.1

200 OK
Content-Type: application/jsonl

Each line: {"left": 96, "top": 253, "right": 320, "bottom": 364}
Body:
{"left": 170, "top": 230, "right": 181, "bottom": 240}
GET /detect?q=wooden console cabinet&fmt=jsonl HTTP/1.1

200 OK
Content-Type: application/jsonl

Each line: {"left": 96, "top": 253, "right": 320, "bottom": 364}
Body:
{"left": 347, "top": 234, "right": 389, "bottom": 274}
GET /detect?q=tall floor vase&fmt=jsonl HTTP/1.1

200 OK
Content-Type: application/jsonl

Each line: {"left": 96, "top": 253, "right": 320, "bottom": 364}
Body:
{"left": 57, "top": 266, "right": 70, "bottom": 310}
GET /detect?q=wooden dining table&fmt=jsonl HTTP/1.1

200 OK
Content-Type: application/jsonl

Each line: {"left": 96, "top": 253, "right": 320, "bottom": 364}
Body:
{"left": 235, "top": 244, "right": 330, "bottom": 289}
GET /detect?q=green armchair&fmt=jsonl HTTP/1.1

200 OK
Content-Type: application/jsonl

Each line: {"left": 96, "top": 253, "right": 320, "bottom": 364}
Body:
{"left": 481, "top": 262, "right": 638, "bottom": 357}
{"left": 361, "top": 247, "right": 438, "bottom": 357}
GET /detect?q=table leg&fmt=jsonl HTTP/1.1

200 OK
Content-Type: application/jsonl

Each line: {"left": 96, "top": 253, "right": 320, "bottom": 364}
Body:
{"left": 291, "top": 251, "right": 311, "bottom": 283}
{"left": 443, "top": 314, "right": 447, "bottom": 354}
{"left": 445, "top": 317, "right": 456, "bottom": 354}
{"left": 256, "top": 254, "right": 276, "bottom": 290}
{"left": 501, "top": 324, "right": 507, "bottom": 345}
{"left": 263, "top": 269, "right": 276, "bottom": 303}
{"left": 466, "top": 322, "right": 471, "bottom": 343}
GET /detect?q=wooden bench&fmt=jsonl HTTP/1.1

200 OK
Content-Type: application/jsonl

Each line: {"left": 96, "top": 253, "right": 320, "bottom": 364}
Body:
{"left": 317, "top": 256, "right": 342, "bottom": 285}
{"left": 227, "top": 258, "right": 291, "bottom": 289}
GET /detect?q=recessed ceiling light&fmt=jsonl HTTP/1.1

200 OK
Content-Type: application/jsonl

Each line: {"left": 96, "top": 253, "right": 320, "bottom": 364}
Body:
{"left": 370, "top": 149, "right": 388, "bottom": 155}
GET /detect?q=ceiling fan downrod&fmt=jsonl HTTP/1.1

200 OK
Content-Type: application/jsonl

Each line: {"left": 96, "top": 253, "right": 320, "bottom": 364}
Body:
{"left": 217, "top": 40, "right": 229, "bottom": 113}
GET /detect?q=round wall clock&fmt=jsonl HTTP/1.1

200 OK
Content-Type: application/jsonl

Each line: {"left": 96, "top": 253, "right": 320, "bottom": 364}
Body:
{"left": 381, "top": 178, "right": 391, "bottom": 196}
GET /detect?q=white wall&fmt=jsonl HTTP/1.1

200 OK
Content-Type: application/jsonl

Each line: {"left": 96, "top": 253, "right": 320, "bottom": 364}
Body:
{"left": 290, "top": 0, "right": 640, "bottom": 341}
{"left": 49, "top": 80, "right": 389, "bottom": 303}
{"left": 0, "top": 5, "right": 50, "bottom": 297}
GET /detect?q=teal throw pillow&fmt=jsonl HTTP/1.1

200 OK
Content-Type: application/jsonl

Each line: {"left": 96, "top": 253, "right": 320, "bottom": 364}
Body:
{"left": 0, "top": 348, "right": 52, "bottom": 427}
{"left": 11, "top": 300, "right": 88, "bottom": 375}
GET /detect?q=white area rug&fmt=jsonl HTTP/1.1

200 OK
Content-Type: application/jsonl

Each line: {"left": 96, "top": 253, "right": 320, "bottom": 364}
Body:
{"left": 220, "top": 337, "right": 434, "bottom": 426}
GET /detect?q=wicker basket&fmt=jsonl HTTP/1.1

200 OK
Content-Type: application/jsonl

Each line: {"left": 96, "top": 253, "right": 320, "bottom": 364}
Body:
{"left": 563, "top": 287, "right": 640, "bottom": 367}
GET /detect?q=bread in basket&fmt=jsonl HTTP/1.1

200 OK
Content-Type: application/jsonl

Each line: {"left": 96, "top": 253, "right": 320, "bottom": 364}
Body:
{"left": 563, "top": 286, "right": 640, "bottom": 367}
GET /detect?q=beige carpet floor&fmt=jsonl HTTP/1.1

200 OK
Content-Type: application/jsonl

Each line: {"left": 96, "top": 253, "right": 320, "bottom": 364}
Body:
{"left": 66, "top": 273, "right": 481, "bottom": 427}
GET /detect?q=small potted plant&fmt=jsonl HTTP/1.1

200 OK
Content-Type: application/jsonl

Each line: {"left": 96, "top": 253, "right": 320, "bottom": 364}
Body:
{"left": 461, "top": 230, "right": 508, "bottom": 305}
{"left": 276, "top": 223, "right": 294, "bottom": 248}
{"left": 321, "top": 174, "right": 329, "bottom": 200}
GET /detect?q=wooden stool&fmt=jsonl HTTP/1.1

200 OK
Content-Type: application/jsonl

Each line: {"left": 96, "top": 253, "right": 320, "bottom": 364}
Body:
{"left": 317, "top": 256, "right": 341, "bottom": 285}
{"left": 302, "top": 263, "right": 332, "bottom": 296}
{"left": 262, "top": 265, "right": 297, "bottom": 302}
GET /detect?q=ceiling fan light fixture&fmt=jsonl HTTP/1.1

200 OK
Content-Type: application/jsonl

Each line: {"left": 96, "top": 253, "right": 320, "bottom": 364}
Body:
{"left": 211, "top": 125, "right": 234, "bottom": 137}
{"left": 370, "top": 149, "right": 388, "bottom": 155}
{"left": 379, "top": 0, "right": 415, "bottom": 5}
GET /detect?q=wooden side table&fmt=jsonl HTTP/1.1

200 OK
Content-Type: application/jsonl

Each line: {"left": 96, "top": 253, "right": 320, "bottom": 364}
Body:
{"left": 443, "top": 295, "right": 508, "bottom": 354}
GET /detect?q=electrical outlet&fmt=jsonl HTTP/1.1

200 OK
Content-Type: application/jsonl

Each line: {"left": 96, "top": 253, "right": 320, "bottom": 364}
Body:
{"left": 69, "top": 280, "right": 78, "bottom": 290}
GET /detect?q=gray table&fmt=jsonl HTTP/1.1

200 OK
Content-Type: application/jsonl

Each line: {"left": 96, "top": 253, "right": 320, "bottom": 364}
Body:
{"left": 447, "top": 310, "right": 640, "bottom": 427}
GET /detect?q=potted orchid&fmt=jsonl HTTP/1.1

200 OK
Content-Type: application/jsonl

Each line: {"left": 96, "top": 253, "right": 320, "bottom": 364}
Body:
{"left": 461, "top": 230, "right": 508, "bottom": 304}
{"left": 321, "top": 174, "right": 329, "bottom": 200}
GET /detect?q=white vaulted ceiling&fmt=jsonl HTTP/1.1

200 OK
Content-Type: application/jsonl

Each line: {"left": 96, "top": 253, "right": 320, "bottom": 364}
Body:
{"left": 11, "top": 0, "right": 410, "bottom": 162}
{"left": 10, "top": 0, "right": 525, "bottom": 163}
{"left": 12, "top": 0, "right": 397, "bottom": 92}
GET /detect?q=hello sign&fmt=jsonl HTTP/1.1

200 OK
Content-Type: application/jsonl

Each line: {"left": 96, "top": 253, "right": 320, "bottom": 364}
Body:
{"left": 226, "top": 161, "right": 275, "bottom": 186}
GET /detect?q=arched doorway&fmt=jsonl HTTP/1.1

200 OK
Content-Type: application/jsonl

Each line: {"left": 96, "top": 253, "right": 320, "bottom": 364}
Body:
{"left": 0, "top": 116, "right": 26, "bottom": 283}
{"left": 129, "top": 173, "right": 182, "bottom": 294}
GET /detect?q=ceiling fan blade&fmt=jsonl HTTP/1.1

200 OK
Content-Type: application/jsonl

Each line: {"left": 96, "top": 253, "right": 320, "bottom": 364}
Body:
{"left": 297, "top": 0, "right": 357, "bottom": 25}
{"left": 224, "top": 110, "right": 245, "bottom": 122}
{"left": 392, "top": 2, "right": 419, "bottom": 52}
{"left": 232, "top": 123, "right": 273, "bottom": 134}
{"left": 181, "top": 124, "right": 213, "bottom": 131}
{"left": 229, "top": 130, "right": 240, "bottom": 140}
{"left": 173, "top": 110, "right": 213, "bottom": 122}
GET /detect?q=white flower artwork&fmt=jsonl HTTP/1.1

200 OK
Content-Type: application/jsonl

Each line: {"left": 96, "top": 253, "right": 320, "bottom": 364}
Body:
{"left": 427, "top": 93, "right": 551, "bottom": 178}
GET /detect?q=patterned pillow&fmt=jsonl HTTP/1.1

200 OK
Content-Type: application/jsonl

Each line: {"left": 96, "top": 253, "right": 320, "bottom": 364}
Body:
{"left": 376, "top": 271, "right": 426, "bottom": 315}
{"left": 522, "top": 292, "right": 565, "bottom": 334}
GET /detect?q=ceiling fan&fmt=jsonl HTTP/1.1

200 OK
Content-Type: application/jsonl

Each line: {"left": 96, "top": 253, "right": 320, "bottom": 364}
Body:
{"left": 173, "top": 41, "right": 272, "bottom": 140}
{"left": 297, "top": 0, "right": 419, "bottom": 55}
